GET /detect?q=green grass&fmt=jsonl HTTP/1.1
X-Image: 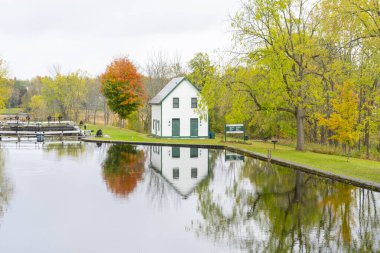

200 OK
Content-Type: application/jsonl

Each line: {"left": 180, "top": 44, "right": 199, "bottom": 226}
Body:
{"left": 0, "top": 108, "right": 24, "bottom": 115}
{"left": 85, "top": 124, "right": 380, "bottom": 185}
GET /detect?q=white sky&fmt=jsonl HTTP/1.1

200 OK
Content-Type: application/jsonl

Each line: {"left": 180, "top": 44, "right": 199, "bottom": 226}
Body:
{"left": 0, "top": 0, "right": 240, "bottom": 79}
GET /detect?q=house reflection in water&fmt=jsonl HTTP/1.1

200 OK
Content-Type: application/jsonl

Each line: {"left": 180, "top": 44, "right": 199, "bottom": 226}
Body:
{"left": 149, "top": 146, "right": 209, "bottom": 198}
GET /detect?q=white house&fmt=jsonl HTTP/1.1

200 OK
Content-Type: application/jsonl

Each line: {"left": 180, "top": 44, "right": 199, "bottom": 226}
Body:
{"left": 149, "top": 146, "right": 210, "bottom": 198}
{"left": 149, "top": 77, "right": 208, "bottom": 138}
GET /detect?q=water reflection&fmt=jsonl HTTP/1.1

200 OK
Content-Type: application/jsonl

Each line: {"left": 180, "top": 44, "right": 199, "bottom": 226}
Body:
{"left": 43, "top": 141, "right": 87, "bottom": 158}
{"left": 102, "top": 144, "right": 145, "bottom": 197}
{"left": 99, "top": 145, "right": 380, "bottom": 252}
{"left": 0, "top": 143, "right": 379, "bottom": 252}
{"left": 193, "top": 155, "right": 380, "bottom": 252}
{"left": 149, "top": 146, "right": 210, "bottom": 198}
{"left": 0, "top": 150, "right": 12, "bottom": 223}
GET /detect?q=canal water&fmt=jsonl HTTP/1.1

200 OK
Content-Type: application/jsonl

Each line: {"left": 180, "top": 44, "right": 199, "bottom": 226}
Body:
{"left": 0, "top": 142, "right": 379, "bottom": 252}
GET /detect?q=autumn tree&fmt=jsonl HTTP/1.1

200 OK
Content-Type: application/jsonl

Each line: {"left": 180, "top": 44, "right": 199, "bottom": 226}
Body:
{"left": 0, "top": 58, "right": 12, "bottom": 109}
{"left": 187, "top": 53, "right": 216, "bottom": 90}
{"left": 321, "top": 0, "right": 380, "bottom": 156}
{"left": 187, "top": 53, "right": 226, "bottom": 132}
{"left": 41, "top": 71, "right": 88, "bottom": 121}
{"left": 28, "top": 95, "right": 47, "bottom": 120}
{"left": 230, "top": 0, "right": 324, "bottom": 150}
{"left": 319, "top": 83, "right": 360, "bottom": 157}
{"left": 21, "top": 77, "right": 43, "bottom": 108}
{"left": 321, "top": 0, "right": 380, "bottom": 42}
{"left": 101, "top": 57, "right": 146, "bottom": 124}
{"left": 7, "top": 79, "right": 29, "bottom": 108}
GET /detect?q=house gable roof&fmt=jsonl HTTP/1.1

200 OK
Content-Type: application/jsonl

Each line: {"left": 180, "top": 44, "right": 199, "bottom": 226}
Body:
{"left": 149, "top": 77, "right": 200, "bottom": 105}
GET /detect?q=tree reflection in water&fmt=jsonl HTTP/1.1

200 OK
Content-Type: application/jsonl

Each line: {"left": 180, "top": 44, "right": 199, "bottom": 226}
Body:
{"left": 194, "top": 155, "right": 380, "bottom": 252}
{"left": 145, "top": 168, "right": 182, "bottom": 210}
{"left": 0, "top": 150, "right": 12, "bottom": 223}
{"left": 102, "top": 144, "right": 145, "bottom": 198}
{"left": 43, "top": 142, "right": 87, "bottom": 159}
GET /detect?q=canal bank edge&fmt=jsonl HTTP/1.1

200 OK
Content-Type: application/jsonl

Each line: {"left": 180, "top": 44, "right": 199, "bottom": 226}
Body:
{"left": 82, "top": 138, "right": 380, "bottom": 193}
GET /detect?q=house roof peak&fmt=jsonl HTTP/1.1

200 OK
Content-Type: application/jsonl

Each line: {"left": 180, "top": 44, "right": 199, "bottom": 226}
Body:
{"left": 149, "top": 77, "right": 191, "bottom": 104}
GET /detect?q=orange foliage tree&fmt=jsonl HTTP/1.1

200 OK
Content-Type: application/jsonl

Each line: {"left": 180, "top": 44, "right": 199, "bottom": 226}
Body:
{"left": 100, "top": 57, "right": 146, "bottom": 120}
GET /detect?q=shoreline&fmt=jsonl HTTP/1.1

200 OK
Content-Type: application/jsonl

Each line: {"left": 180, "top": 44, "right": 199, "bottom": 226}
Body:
{"left": 82, "top": 138, "right": 380, "bottom": 193}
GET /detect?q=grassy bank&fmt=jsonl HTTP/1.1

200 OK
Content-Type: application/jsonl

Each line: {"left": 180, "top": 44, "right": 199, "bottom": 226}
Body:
{"left": 0, "top": 108, "right": 24, "bottom": 115}
{"left": 85, "top": 124, "right": 380, "bottom": 185}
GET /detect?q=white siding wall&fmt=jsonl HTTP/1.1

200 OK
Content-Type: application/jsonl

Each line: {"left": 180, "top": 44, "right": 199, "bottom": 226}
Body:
{"left": 150, "top": 146, "right": 162, "bottom": 171}
{"left": 151, "top": 104, "right": 161, "bottom": 136}
{"left": 161, "top": 80, "right": 208, "bottom": 137}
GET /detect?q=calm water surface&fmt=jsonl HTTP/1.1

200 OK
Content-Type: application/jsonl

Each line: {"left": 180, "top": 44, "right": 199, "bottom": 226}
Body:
{"left": 0, "top": 142, "right": 379, "bottom": 253}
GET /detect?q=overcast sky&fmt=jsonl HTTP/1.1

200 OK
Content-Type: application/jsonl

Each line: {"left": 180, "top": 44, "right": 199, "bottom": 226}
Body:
{"left": 0, "top": 0, "right": 240, "bottom": 79}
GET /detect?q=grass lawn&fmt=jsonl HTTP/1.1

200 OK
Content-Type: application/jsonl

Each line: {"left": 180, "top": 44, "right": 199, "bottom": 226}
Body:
{"left": 0, "top": 108, "right": 24, "bottom": 115}
{"left": 85, "top": 124, "right": 380, "bottom": 185}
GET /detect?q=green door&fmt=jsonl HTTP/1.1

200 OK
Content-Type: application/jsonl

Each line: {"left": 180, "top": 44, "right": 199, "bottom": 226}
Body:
{"left": 190, "top": 118, "right": 198, "bottom": 137}
{"left": 172, "top": 118, "right": 180, "bottom": 136}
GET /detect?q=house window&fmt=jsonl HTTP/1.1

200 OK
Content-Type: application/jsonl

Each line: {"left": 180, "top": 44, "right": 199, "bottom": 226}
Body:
{"left": 173, "top": 97, "right": 179, "bottom": 108}
{"left": 172, "top": 147, "right": 180, "bottom": 158}
{"left": 173, "top": 168, "right": 179, "bottom": 179}
{"left": 190, "top": 148, "right": 198, "bottom": 158}
{"left": 191, "top": 97, "right": 197, "bottom": 108}
{"left": 191, "top": 168, "right": 197, "bottom": 179}
{"left": 157, "top": 120, "right": 160, "bottom": 131}
{"left": 153, "top": 120, "right": 155, "bottom": 130}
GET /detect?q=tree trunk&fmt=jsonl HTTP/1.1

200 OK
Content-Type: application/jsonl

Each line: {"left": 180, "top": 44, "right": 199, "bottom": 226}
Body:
{"left": 93, "top": 109, "right": 97, "bottom": 125}
{"left": 357, "top": 88, "right": 363, "bottom": 151}
{"left": 342, "top": 143, "right": 347, "bottom": 154}
{"left": 312, "top": 119, "right": 318, "bottom": 142}
{"left": 320, "top": 125, "right": 326, "bottom": 145}
{"left": 103, "top": 102, "right": 108, "bottom": 126}
{"left": 326, "top": 86, "right": 333, "bottom": 146}
{"left": 86, "top": 109, "right": 91, "bottom": 122}
{"left": 74, "top": 109, "right": 79, "bottom": 122}
{"left": 146, "top": 106, "right": 152, "bottom": 132}
{"left": 364, "top": 120, "right": 370, "bottom": 159}
{"left": 328, "top": 129, "right": 333, "bottom": 146}
{"left": 296, "top": 107, "right": 305, "bottom": 151}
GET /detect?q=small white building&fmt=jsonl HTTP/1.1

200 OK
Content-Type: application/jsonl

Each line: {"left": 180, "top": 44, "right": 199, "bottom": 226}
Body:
{"left": 149, "top": 146, "right": 210, "bottom": 197}
{"left": 149, "top": 77, "right": 208, "bottom": 138}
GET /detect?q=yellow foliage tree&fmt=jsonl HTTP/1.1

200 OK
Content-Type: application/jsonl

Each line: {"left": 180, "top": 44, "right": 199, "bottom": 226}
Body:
{"left": 319, "top": 83, "right": 360, "bottom": 157}
{"left": 0, "top": 58, "right": 11, "bottom": 109}
{"left": 41, "top": 71, "right": 88, "bottom": 121}
{"left": 29, "top": 95, "right": 47, "bottom": 120}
